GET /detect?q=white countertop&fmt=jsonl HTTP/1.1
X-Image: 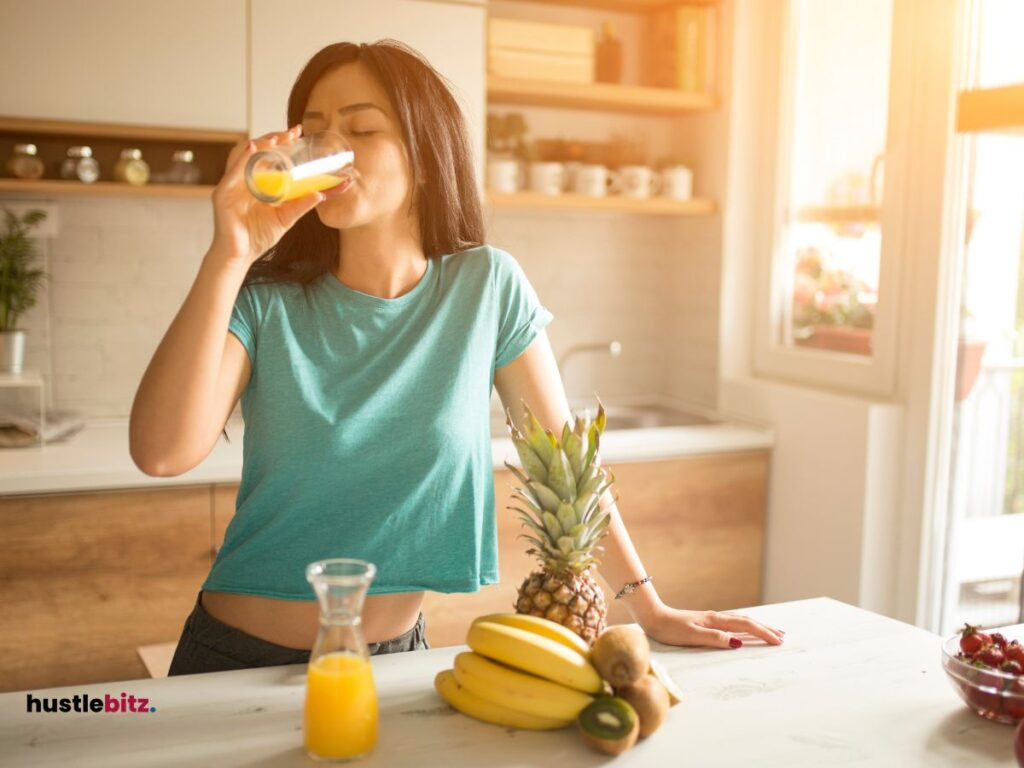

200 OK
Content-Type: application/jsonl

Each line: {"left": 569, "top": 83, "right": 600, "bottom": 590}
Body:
{"left": 0, "top": 418, "right": 773, "bottom": 497}
{"left": 0, "top": 597, "right": 1014, "bottom": 767}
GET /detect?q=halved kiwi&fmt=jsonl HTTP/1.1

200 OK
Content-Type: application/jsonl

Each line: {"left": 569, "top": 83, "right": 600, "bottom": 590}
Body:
{"left": 577, "top": 697, "right": 640, "bottom": 756}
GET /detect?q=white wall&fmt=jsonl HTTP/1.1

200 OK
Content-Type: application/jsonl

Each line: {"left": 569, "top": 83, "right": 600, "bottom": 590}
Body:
{"left": 17, "top": 199, "right": 212, "bottom": 417}
{"left": 721, "top": 379, "right": 903, "bottom": 615}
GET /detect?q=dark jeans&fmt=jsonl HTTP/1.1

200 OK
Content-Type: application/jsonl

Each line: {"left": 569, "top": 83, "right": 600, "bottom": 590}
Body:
{"left": 168, "top": 591, "right": 429, "bottom": 676}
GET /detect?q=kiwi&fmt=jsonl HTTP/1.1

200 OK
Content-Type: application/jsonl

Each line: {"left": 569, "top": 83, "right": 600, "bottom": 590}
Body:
{"left": 648, "top": 658, "right": 683, "bottom": 706}
{"left": 591, "top": 626, "right": 651, "bottom": 688}
{"left": 576, "top": 697, "right": 640, "bottom": 756}
{"left": 616, "top": 675, "right": 670, "bottom": 738}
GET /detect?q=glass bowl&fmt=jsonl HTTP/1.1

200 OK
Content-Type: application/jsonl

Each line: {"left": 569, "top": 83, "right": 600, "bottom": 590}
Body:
{"left": 941, "top": 627, "right": 1024, "bottom": 725}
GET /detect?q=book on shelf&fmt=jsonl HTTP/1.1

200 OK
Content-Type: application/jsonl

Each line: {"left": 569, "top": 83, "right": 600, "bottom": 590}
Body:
{"left": 647, "top": 5, "right": 716, "bottom": 95}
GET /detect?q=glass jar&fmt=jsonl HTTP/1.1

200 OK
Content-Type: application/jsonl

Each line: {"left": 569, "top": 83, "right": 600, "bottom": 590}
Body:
{"left": 5, "top": 144, "right": 45, "bottom": 180}
{"left": 59, "top": 146, "right": 100, "bottom": 183}
{"left": 304, "top": 558, "right": 379, "bottom": 762}
{"left": 113, "top": 148, "right": 150, "bottom": 186}
{"left": 167, "top": 150, "right": 201, "bottom": 184}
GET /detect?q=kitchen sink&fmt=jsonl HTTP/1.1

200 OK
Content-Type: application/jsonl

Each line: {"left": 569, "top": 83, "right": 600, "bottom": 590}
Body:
{"left": 491, "top": 403, "right": 713, "bottom": 435}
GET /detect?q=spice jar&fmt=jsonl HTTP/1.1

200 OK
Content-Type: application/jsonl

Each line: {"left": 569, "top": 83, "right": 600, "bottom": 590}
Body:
{"left": 5, "top": 144, "right": 45, "bottom": 180}
{"left": 113, "top": 148, "right": 150, "bottom": 186}
{"left": 59, "top": 146, "right": 101, "bottom": 183}
{"left": 167, "top": 150, "right": 201, "bottom": 184}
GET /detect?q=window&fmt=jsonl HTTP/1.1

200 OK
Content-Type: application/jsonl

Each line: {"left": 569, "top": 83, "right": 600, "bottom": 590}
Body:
{"left": 755, "top": 0, "right": 903, "bottom": 394}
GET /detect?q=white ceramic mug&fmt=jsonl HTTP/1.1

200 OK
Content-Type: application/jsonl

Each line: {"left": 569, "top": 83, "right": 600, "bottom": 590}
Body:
{"left": 563, "top": 161, "right": 583, "bottom": 193}
{"left": 660, "top": 165, "right": 693, "bottom": 200}
{"left": 529, "top": 162, "right": 566, "bottom": 196}
{"left": 620, "top": 165, "right": 661, "bottom": 199}
{"left": 573, "top": 164, "right": 622, "bottom": 197}
{"left": 487, "top": 158, "right": 520, "bottom": 194}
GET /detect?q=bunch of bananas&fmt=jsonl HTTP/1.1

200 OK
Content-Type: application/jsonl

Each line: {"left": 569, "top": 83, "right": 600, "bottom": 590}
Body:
{"left": 434, "top": 613, "right": 605, "bottom": 730}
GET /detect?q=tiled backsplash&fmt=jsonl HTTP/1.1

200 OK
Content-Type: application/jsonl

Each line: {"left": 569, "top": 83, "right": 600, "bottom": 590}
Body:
{"left": 15, "top": 198, "right": 718, "bottom": 419}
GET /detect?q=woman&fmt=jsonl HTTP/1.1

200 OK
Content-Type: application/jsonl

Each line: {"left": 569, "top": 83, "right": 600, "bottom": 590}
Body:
{"left": 130, "top": 40, "right": 784, "bottom": 675}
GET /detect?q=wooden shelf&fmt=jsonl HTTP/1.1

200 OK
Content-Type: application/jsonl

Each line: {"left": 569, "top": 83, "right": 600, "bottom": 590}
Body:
{"left": 487, "top": 191, "right": 716, "bottom": 216}
{"left": 508, "top": 0, "right": 718, "bottom": 11}
{"left": 956, "top": 83, "right": 1024, "bottom": 135}
{"left": 488, "top": 76, "right": 716, "bottom": 115}
{"left": 794, "top": 205, "right": 880, "bottom": 224}
{"left": 0, "top": 178, "right": 214, "bottom": 200}
{"left": 0, "top": 116, "right": 244, "bottom": 197}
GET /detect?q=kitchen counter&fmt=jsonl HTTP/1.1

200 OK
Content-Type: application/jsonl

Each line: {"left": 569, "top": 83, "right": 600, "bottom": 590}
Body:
{"left": 0, "top": 418, "right": 773, "bottom": 497}
{"left": 0, "top": 597, "right": 1013, "bottom": 767}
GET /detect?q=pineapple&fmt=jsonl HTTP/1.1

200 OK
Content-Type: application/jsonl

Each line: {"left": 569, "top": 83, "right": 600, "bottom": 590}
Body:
{"left": 504, "top": 400, "right": 615, "bottom": 645}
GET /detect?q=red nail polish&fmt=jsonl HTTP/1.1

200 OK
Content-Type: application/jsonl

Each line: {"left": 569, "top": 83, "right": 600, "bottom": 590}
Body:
{"left": 729, "top": 637, "right": 742, "bottom": 649}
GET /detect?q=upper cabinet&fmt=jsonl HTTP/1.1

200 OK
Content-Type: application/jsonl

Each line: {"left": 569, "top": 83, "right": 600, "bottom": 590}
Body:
{"left": 0, "top": 0, "right": 247, "bottom": 131}
{"left": 249, "top": 0, "right": 486, "bottom": 173}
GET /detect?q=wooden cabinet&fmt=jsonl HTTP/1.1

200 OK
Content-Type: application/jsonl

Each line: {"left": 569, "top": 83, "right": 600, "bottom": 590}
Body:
{"left": 421, "top": 450, "right": 769, "bottom": 646}
{"left": 0, "top": 487, "right": 211, "bottom": 692}
{"left": 208, "top": 452, "right": 768, "bottom": 648}
{"left": 0, "top": 0, "right": 247, "bottom": 131}
{"left": 0, "top": 450, "right": 766, "bottom": 689}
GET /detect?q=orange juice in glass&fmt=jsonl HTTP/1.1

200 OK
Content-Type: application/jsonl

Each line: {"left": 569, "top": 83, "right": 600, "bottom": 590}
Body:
{"left": 304, "top": 559, "right": 378, "bottom": 762}
{"left": 245, "top": 131, "right": 353, "bottom": 205}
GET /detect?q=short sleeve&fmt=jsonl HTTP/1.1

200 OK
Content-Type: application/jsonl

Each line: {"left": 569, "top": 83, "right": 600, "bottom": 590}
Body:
{"left": 492, "top": 248, "right": 554, "bottom": 370}
{"left": 228, "top": 285, "right": 258, "bottom": 365}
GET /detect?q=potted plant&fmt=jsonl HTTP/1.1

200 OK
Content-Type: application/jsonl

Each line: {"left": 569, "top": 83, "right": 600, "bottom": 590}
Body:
{"left": 0, "top": 207, "right": 48, "bottom": 373}
{"left": 791, "top": 246, "right": 876, "bottom": 356}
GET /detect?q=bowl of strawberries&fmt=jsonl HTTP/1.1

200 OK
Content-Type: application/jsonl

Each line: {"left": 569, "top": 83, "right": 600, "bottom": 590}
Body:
{"left": 942, "top": 623, "right": 1024, "bottom": 725}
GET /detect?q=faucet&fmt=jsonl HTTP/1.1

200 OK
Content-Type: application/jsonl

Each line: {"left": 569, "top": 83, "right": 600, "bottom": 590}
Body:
{"left": 558, "top": 340, "right": 622, "bottom": 404}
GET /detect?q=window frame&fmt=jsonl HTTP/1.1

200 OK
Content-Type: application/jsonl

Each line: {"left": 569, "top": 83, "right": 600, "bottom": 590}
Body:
{"left": 752, "top": 0, "right": 911, "bottom": 397}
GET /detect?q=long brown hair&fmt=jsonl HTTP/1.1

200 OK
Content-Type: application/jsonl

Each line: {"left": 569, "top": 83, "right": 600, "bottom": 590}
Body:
{"left": 246, "top": 40, "right": 485, "bottom": 286}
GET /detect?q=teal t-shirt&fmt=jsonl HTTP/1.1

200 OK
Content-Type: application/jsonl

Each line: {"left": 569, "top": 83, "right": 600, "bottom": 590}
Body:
{"left": 202, "top": 244, "right": 553, "bottom": 599}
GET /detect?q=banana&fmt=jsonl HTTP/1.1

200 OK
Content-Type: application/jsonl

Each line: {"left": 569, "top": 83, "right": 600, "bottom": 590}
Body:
{"left": 434, "top": 669, "right": 570, "bottom": 730}
{"left": 472, "top": 613, "right": 591, "bottom": 659}
{"left": 466, "top": 621, "right": 603, "bottom": 694}
{"left": 649, "top": 658, "right": 683, "bottom": 706}
{"left": 453, "top": 651, "right": 594, "bottom": 721}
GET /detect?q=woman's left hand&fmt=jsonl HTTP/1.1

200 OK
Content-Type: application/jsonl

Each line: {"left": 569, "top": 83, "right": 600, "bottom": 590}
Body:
{"left": 639, "top": 605, "right": 786, "bottom": 650}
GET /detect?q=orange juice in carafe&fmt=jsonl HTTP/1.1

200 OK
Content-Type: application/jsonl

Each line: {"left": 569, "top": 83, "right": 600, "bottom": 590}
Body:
{"left": 304, "top": 558, "right": 378, "bottom": 762}
{"left": 304, "top": 651, "right": 378, "bottom": 760}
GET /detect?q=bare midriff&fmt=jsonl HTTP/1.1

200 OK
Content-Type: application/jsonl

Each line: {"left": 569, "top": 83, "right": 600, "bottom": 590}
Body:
{"left": 200, "top": 589, "right": 426, "bottom": 650}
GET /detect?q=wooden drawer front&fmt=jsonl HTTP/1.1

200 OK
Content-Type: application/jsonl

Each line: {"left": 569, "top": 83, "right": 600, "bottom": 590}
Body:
{"left": 602, "top": 452, "right": 769, "bottom": 625}
{"left": 422, "top": 452, "right": 769, "bottom": 647}
{"left": 0, "top": 488, "right": 211, "bottom": 691}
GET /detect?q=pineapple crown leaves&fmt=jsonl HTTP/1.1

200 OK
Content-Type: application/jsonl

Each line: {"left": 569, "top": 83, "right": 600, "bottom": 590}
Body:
{"left": 504, "top": 398, "right": 615, "bottom": 574}
{"left": 0, "top": 207, "right": 49, "bottom": 332}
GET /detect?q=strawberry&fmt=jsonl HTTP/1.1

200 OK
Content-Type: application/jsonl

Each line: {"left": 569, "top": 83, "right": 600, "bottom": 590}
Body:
{"left": 960, "top": 623, "right": 991, "bottom": 656}
{"left": 1007, "top": 644, "right": 1024, "bottom": 667}
{"left": 1006, "top": 679, "right": 1024, "bottom": 721}
{"left": 1002, "top": 660, "right": 1024, "bottom": 677}
{"left": 992, "top": 633, "right": 1009, "bottom": 650}
{"left": 978, "top": 644, "right": 1006, "bottom": 668}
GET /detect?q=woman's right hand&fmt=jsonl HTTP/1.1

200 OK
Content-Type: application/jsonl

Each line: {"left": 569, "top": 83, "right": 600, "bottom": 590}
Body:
{"left": 209, "top": 125, "right": 325, "bottom": 267}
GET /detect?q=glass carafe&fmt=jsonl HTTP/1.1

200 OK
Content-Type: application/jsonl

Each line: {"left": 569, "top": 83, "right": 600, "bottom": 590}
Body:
{"left": 304, "top": 558, "right": 378, "bottom": 762}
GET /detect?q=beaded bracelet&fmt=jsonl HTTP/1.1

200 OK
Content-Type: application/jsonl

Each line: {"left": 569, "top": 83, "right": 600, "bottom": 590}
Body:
{"left": 614, "top": 575, "right": 653, "bottom": 600}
